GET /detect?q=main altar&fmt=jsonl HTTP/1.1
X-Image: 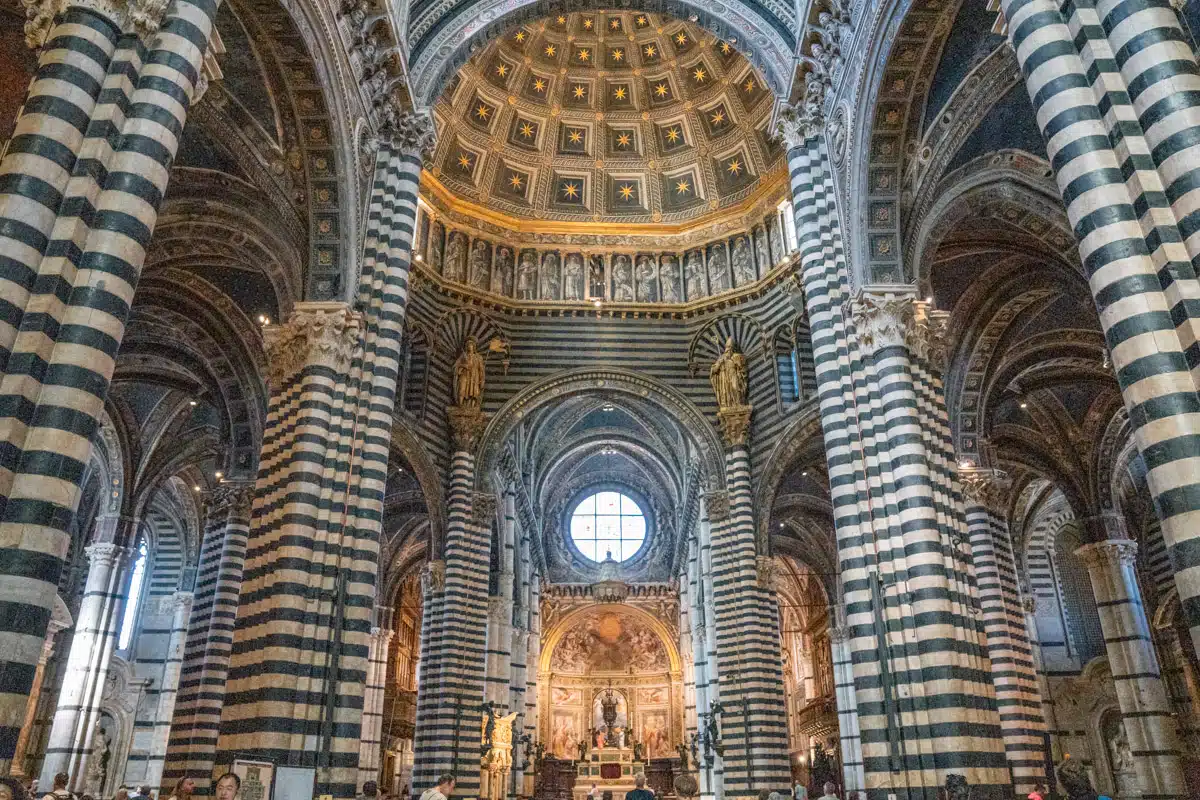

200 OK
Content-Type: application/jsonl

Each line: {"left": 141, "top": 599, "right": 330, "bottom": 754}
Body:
{"left": 574, "top": 746, "right": 644, "bottom": 800}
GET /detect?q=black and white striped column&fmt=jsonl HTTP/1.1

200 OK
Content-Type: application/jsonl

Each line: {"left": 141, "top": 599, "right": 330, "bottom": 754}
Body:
{"left": 1002, "top": 0, "right": 1200, "bottom": 661}
{"left": 359, "top": 612, "right": 395, "bottom": 789}
{"left": 162, "top": 483, "right": 251, "bottom": 795}
{"left": 0, "top": 0, "right": 219, "bottom": 764}
{"left": 785, "top": 133, "right": 1012, "bottom": 797}
{"left": 960, "top": 472, "right": 1049, "bottom": 792}
{"left": 411, "top": 441, "right": 493, "bottom": 798}
{"left": 1074, "top": 532, "right": 1186, "bottom": 799}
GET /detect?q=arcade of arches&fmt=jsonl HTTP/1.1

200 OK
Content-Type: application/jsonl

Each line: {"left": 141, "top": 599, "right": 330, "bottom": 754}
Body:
{"left": 1, "top": 0, "right": 1200, "bottom": 798}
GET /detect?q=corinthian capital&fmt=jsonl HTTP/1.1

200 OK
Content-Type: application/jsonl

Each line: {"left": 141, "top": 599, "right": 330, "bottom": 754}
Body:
{"left": 24, "top": 0, "right": 169, "bottom": 48}
{"left": 380, "top": 107, "right": 437, "bottom": 163}
{"left": 1074, "top": 538, "right": 1138, "bottom": 570}
{"left": 774, "top": 75, "right": 827, "bottom": 150}
{"left": 264, "top": 301, "right": 362, "bottom": 387}
{"left": 704, "top": 490, "right": 729, "bottom": 522}
{"left": 847, "top": 286, "right": 915, "bottom": 354}
{"left": 959, "top": 468, "right": 1010, "bottom": 512}
{"left": 908, "top": 301, "right": 949, "bottom": 370}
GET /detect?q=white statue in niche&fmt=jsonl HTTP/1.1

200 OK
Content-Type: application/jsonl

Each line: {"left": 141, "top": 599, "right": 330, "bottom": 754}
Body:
{"left": 564, "top": 253, "right": 584, "bottom": 300}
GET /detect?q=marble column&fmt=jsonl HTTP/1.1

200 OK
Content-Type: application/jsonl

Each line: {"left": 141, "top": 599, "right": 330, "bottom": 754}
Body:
{"left": 40, "top": 528, "right": 136, "bottom": 790}
{"left": 1075, "top": 534, "right": 1187, "bottom": 799}
{"left": 359, "top": 614, "right": 395, "bottom": 790}
{"left": 828, "top": 624, "right": 864, "bottom": 794}
{"left": 961, "top": 470, "right": 1050, "bottom": 792}
{"left": 999, "top": 0, "right": 1200, "bottom": 660}
{"left": 10, "top": 612, "right": 71, "bottom": 778}
{"left": 0, "top": 0, "right": 220, "bottom": 764}
{"left": 162, "top": 482, "right": 252, "bottom": 795}
{"left": 411, "top": 399, "right": 493, "bottom": 798}
{"left": 142, "top": 591, "right": 194, "bottom": 790}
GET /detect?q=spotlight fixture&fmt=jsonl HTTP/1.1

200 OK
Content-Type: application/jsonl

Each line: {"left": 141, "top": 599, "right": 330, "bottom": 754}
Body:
{"left": 189, "top": 400, "right": 198, "bottom": 407}
{"left": 415, "top": 253, "right": 424, "bottom": 262}
{"left": 215, "top": 471, "right": 223, "bottom": 479}
{"left": 258, "top": 314, "right": 269, "bottom": 325}
{"left": 193, "top": 484, "right": 201, "bottom": 492}
{"left": 593, "top": 299, "right": 603, "bottom": 308}
{"left": 1019, "top": 401, "right": 1028, "bottom": 409}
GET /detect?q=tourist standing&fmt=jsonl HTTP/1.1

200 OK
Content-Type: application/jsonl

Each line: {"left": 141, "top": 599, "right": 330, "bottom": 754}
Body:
{"left": 419, "top": 775, "right": 455, "bottom": 800}
{"left": 626, "top": 775, "right": 653, "bottom": 800}
{"left": 41, "top": 773, "right": 73, "bottom": 800}
{"left": 358, "top": 781, "right": 379, "bottom": 800}
{"left": 794, "top": 781, "right": 808, "bottom": 800}
{"left": 817, "top": 783, "right": 838, "bottom": 800}
{"left": 130, "top": 787, "right": 151, "bottom": 800}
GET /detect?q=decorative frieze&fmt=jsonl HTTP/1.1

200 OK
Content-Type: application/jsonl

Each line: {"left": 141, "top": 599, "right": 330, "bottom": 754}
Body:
{"left": 263, "top": 302, "right": 363, "bottom": 387}
{"left": 1074, "top": 538, "right": 1138, "bottom": 570}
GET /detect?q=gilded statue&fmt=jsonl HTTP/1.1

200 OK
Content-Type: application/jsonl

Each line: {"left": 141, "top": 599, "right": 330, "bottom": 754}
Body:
{"left": 454, "top": 336, "right": 485, "bottom": 407}
{"left": 710, "top": 337, "right": 747, "bottom": 409}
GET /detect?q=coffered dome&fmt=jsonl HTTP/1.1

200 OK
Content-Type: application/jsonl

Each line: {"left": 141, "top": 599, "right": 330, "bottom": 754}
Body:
{"left": 426, "top": 10, "right": 784, "bottom": 228}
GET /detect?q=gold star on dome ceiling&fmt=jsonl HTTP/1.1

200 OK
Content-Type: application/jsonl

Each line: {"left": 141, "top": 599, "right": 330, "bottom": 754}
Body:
{"left": 610, "top": 17, "right": 620, "bottom": 29}
{"left": 618, "top": 183, "right": 635, "bottom": 200}
{"left": 568, "top": 129, "right": 583, "bottom": 143}
{"left": 743, "top": 77, "right": 757, "bottom": 93}
{"left": 532, "top": 77, "right": 547, "bottom": 92}
{"left": 655, "top": 83, "right": 669, "bottom": 97}
{"left": 720, "top": 41, "right": 732, "bottom": 54}
{"left": 726, "top": 158, "right": 742, "bottom": 175}
{"left": 514, "top": 30, "right": 526, "bottom": 42}
{"left": 710, "top": 109, "right": 726, "bottom": 126}
{"left": 573, "top": 85, "right": 587, "bottom": 99}
{"left": 556, "top": 15, "right": 565, "bottom": 23}
{"left": 519, "top": 122, "right": 535, "bottom": 138}
{"left": 545, "top": 44, "right": 557, "bottom": 56}
{"left": 665, "top": 126, "right": 680, "bottom": 143}
{"left": 577, "top": 48, "right": 590, "bottom": 61}
{"left": 615, "top": 132, "right": 632, "bottom": 148}
{"left": 612, "top": 48, "right": 624, "bottom": 61}
{"left": 636, "top": 15, "right": 648, "bottom": 26}
{"left": 644, "top": 44, "right": 657, "bottom": 58}
{"left": 675, "top": 178, "right": 691, "bottom": 194}
{"left": 613, "top": 86, "right": 627, "bottom": 100}
{"left": 509, "top": 173, "right": 524, "bottom": 189}
{"left": 583, "top": 17, "right": 593, "bottom": 28}
{"left": 457, "top": 153, "right": 473, "bottom": 170}
{"left": 475, "top": 104, "right": 491, "bottom": 120}
{"left": 693, "top": 67, "right": 706, "bottom": 82}
{"left": 675, "top": 32, "right": 687, "bottom": 45}
{"left": 496, "top": 63, "right": 509, "bottom": 77}
{"left": 561, "top": 181, "right": 580, "bottom": 198}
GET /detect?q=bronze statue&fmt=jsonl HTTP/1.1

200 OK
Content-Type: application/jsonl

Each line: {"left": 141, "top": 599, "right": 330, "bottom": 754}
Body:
{"left": 709, "top": 337, "right": 747, "bottom": 409}
{"left": 453, "top": 336, "right": 485, "bottom": 407}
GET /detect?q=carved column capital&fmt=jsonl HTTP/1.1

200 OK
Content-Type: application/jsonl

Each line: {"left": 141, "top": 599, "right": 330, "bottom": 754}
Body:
{"left": 847, "top": 286, "right": 915, "bottom": 354}
{"left": 828, "top": 625, "right": 851, "bottom": 644}
{"left": 959, "top": 468, "right": 1011, "bottom": 512}
{"left": 704, "top": 490, "right": 729, "bottom": 522}
{"left": 380, "top": 109, "right": 437, "bottom": 162}
{"left": 447, "top": 404, "right": 487, "bottom": 454}
{"left": 263, "top": 301, "right": 362, "bottom": 387}
{"left": 717, "top": 404, "right": 753, "bottom": 448}
{"left": 908, "top": 300, "right": 949, "bottom": 370}
{"left": 209, "top": 481, "right": 255, "bottom": 518}
{"left": 422, "top": 559, "right": 446, "bottom": 594}
{"left": 85, "top": 540, "right": 132, "bottom": 570}
{"left": 24, "top": 0, "right": 169, "bottom": 49}
{"left": 171, "top": 590, "right": 195, "bottom": 611}
{"left": 472, "top": 492, "right": 498, "bottom": 526}
{"left": 1074, "top": 538, "right": 1138, "bottom": 570}
{"left": 774, "top": 77, "right": 827, "bottom": 150}
{"left": 755, "top": 555, "right": 777, "bottom": 591}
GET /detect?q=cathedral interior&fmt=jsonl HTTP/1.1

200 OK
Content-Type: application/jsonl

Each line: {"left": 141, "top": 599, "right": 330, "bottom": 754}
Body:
{"left": 0, "top": 0, "right": 1199, "bottom": 798}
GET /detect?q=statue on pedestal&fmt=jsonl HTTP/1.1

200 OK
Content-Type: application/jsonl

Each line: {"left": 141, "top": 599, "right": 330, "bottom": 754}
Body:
{"left": 453, "top": 336, "right": 485, "bottom": 408}
{"left": 710, "top": 337, "right": 747, "bottom": 409}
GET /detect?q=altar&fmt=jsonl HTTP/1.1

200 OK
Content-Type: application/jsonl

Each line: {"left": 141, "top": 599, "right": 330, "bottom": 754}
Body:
{"left": 573, "top": 746, "right": 645, "bottom": 800}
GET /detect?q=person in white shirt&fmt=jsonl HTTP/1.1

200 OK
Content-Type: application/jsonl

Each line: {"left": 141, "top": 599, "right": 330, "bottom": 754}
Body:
{"left": 419, "top": 775, "right": 456, "bottom": 800}
{"left": 793, "top": 782, "right": 808, "bottom": 800}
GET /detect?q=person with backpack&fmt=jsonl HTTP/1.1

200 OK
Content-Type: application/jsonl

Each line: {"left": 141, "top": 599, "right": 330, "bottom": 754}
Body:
{"left": 42, "top": 773, "right": 72, "bottom": 800}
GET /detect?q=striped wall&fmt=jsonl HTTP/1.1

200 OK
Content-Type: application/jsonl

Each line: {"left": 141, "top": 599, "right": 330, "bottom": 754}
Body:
{"left": 0, "top": 0, "right": 218, "bottom": 763}
{"left": 1002, "top": 0, "right": 1200, "bottom": 665}
{"left": 788, "top": 137, "right": 1012, "bottom": 798}
{"left": 213, "top": 140, "right": 424, "bottom": 800}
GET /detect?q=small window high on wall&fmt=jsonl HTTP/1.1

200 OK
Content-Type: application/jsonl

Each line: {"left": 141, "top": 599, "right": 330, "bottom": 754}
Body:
{"left": 777, "top": 199, "right": 798, "bottom": 253}
{"left": 118, "top": 538, "right": 149, "bottom": 651}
